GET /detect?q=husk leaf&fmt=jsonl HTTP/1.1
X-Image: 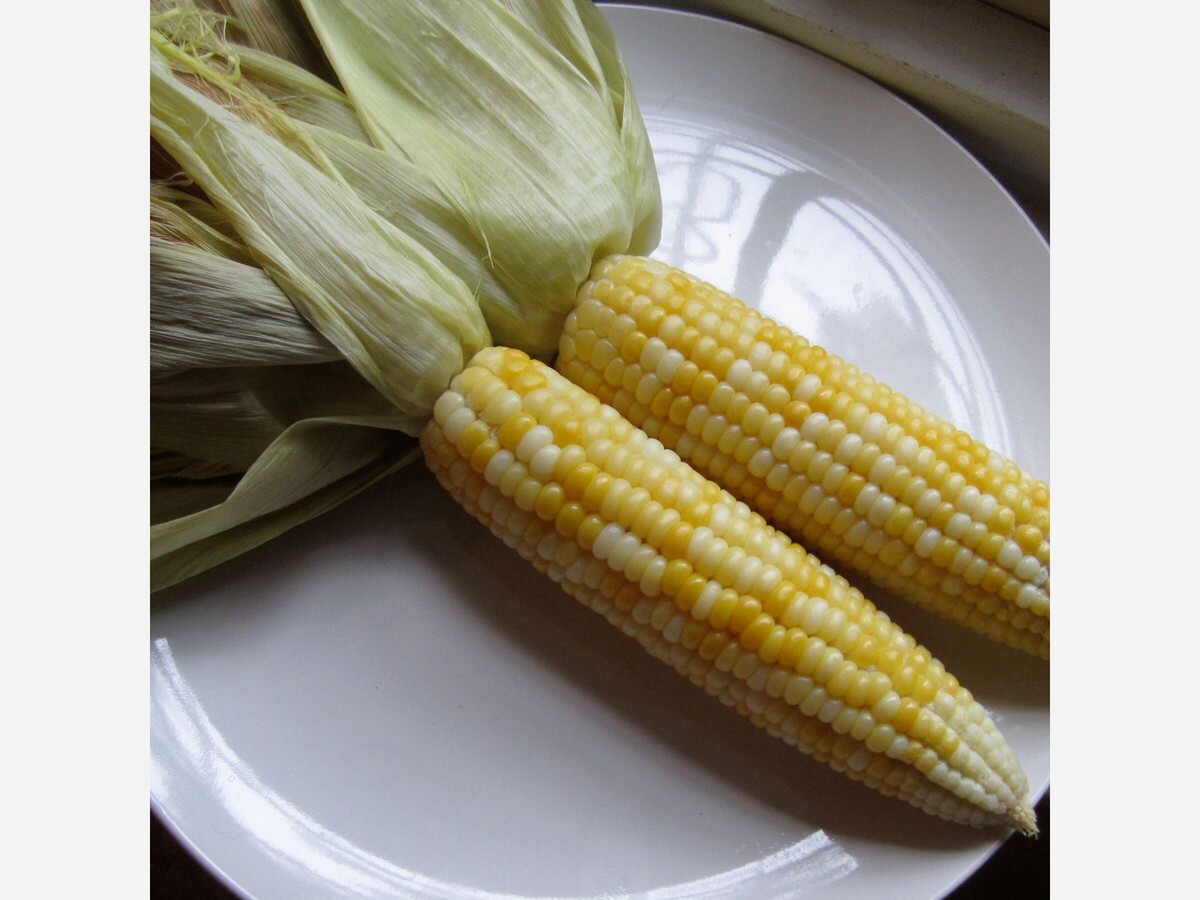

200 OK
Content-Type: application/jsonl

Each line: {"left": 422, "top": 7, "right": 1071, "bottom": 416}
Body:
{"left": 295, "top": 0, "right": 660, "bottom": 356}
{"left": 150, "top": 30, "right": 491, "bottom": 421}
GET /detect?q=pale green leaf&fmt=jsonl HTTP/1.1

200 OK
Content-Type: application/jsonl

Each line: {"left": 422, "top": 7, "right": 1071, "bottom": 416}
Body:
{"left": 151, "top": 238, "right": 341, "bottom": 371}
{"left": 150, "top": 37, "right": 491, "bottom": 419}
{"left": 296, "top": 0, "right": 660, "bottom": 356}
{"left": 151, "top": 422, "right": 420, "bottom": 591}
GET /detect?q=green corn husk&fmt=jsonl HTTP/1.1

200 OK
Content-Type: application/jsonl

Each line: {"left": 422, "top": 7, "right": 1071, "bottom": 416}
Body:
{"left": 151, "top": 31, "right": 492, "bottom": 418}
{"left": 295, "top": 0, "right": 660, "bottom": 353}
{"left": 149, "top": 186, "right": 428, "bottom": 588}
{"left": 151, "top": 236, "right": 341, "bottom": 370}
{"left": 200, "top": 0, "right": 330, "bottom": 77}
{"left": 151, "top": 424, "right": 421, "bottom": 590}
{"left": 149, "top": 0, "right": 662, "bottom": 589}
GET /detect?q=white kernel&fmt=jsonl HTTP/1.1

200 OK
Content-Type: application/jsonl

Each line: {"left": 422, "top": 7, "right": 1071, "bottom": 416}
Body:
{"left": 833, "top": 707, "right": 859, "bottom": 734}
{"left": 844, "top": 520, "right": 872, "bottom": 548}
{"left": 853, "top": 483, "right": 880, "bottom": 516}
{"left": 635, "top": 373, "right": 663, "bottom": 405}
{"left": 914, "top": 527, "right": 940, "bottom": 558}
{"left": 726, "top": 358, "right": 753, "bottom": 388}
{"left": 814, "top": 496, "right": 841, "bottom": 525}
{"left": 698, "top": 538, "right": 729, "bottom": 576}
{"left": 944, "top": 512, "right": 972, "bottom": 539}
{"left": 707, "top": 504, "right": 731, "bottom": 534}
{"left": 772, "top": 427, "right": 801, "bottom": 458}
{"left": 564, "top": 558, "right": 588, "bottom": 585}
{"left": 834, "top": 433, "right": 863, "bottom": 466}
{"left": 1015, "top": 583, "right": 1043, "bottom": 610}
{"left": 748, "top": 447, "right": 775, "bottom": 478}
{"left": 625, "top": 546, "right": 657, "bottom": 583}
{"left": 639, "top": 557, "right": 667, "bottom": 597}
{"left": 592, "top": 523, "right": 624, "bottom": 560}
{"left": 955, "top": 485, "right": 981, "bottom": 515}
{"left": 700, "top": 414, "right": 728, "bottom": 446}
{"left": 862, "top": 530, "right": 886, "bottom": 555}
{"left": 662, "top": 612, "right": 687, "bottom": 643}
{"left": 861, "top": 412, "right": 888, "bottom": 443}
{"left": 817, "top": 699, "right": 843, "bottom": 724}
{"left": 638, "top": 337, "right": 666, "bottom": 373}
{"left": 765, "top": 463, "right": 791, "bottom": 491}
{"left": 481, "top": 389, "right": 523, "bottom": 425}
{"left": 997, "top": 540, "right": 1023, "bottom": 569}
{"left": 442, "top": 406, "right": 476, "bottom": 443}
{"left": 872, "top": 691, "right": 901, "bottom": 722}
{"left": 868, "top": 454, "right": 896, "bottom": 485}
{"left": 1014, "top": 555, "right": 1041, "bottom": 581}
{"left": 656, "top": 349, "right": 685, "bottom": 382}
{"left": 799, "top": 413, "right": 830, "bottom": 442}
{"left": 820, "top": 463, "right": 848, "bottom": 495}
{"left": 733, "top": 653, "right": 760, "bottom": 680}
{"left": 691, "top": 581, "right": 722, "bottom": 619}
{"left": 949, "top": 546, "right": 974, "bottom": 574}
{"left": 527, "top": 445, "right": 560, "bottom": 482}
{"left": 801, "top": 597, "right": 829, "bottom": 634}
{"left": 847, "top": 749, "right": 871, "bottom": 772}
{"left": 781, "top": 595, "right": 808, "bottom": 628}
{"left": 433, "top": 390, "right": 465, "bottom": 424}
{"left": 535, "top": 533, "right": 558, "bottom": 561}
{"left": 516, "top": 425, "right": 554, "bottom": 463}
{"left": 895, "top": 435, "right": 920, "bottom": 464}
{"left": 799, "top": 484, "right": 825, "bottom": 515}
{"left": 484, "top": 449, "right": 515, "bottom": 485}
{"left": 609, "top": 533, "right": 642, "bottom": 570}
{"left": 748, "top": 341, "right": 772, "bottom": 368}
{"left": 794, "top": 373, "right": 822, "bottom": 401}
{"left": 850, "top": 713, "right": 877, "bottom": 741}
{"left": 784, "top": 675, "right": 813, "bottom": 705}
{"left": 732, "top": 557, "right": 763, "bottom": 594}
{"left": 914, "top": 488, "right": 941, "bottom": 519}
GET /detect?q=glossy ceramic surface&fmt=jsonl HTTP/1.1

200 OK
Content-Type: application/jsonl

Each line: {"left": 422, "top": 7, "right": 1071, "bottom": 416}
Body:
{"left": 151, "top": 6, "right": 1049, "bottom": 898}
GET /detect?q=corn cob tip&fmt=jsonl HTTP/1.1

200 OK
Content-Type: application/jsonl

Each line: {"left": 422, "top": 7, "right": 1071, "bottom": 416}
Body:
{"left": 1011, "top": 801, "right": 1038, "bottom": 836}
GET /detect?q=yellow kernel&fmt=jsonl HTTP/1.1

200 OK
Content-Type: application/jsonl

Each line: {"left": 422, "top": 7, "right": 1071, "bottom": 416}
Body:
{"left": 1015, "top": 523, "right": 1045, "bottom": 553}
{"left": 582, "top": 472, "right": 614, "bottom": 510}
{"left": 698, "top": 632, "right": 729, "bottom": 661}
{"left": 892, "top": 697, "right": 921, "bottom": 733}
{"left": 758, "top": 625, "right": 788, "bottom": 663}
{"left": 739, "top": 614, "right": 777, "bottom": 653}
{"left": 662, "top": 523, "right": 695, "bottom": 560}
{"left": 778, "top": 630, "right": 808, "bottom": 668}
{"left": 469, "top": 438, "right": 501, "bottom": 474}
{"left": 562, "top": 461, "right": 598, "bottom": 500}
{"left": 674, "top": 574, "right": 708, "bottom": 612}
{"left": 729, "top": 597, "right": 764, "bottom": 633}
{"left": 661, "top": 559, "right": 693, "bottom": 596}
{"left": 534, "top": 483, "right": 565, "bottom": 520}
{"left": 555, "top": 501, "right": 586, "bottom": 538}
{"left": 708, "top": 588, "right": 740, "bottom": 630}
{"left": 498, "top": 411, "right": 537, "bottom": 450}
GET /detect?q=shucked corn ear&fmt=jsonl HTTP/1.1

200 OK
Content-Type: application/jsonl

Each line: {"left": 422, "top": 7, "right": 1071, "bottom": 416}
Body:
{"left": 558, "top": 257, "right": 1050, "bottom": 658}
{"left": 422, "top": 347, "right": 1036, "bottom": 831}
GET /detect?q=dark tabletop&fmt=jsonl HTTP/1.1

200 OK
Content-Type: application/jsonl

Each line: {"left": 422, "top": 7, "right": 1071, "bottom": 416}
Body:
{"left": 151, "top": 791, "right": 1047, "bottom": 898}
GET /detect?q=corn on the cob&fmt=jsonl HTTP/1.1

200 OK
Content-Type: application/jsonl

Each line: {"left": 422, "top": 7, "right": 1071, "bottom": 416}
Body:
{"left": 557, "top": 256, "right": 1049, "bottom": 658}
{"left": 421, "top": 346, "right": 1036, "bottom": 832}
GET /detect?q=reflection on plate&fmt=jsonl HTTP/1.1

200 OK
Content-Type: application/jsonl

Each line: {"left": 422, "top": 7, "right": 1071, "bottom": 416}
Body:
{"left": 152, "top": 6, "right": 1049, "bottom": 899}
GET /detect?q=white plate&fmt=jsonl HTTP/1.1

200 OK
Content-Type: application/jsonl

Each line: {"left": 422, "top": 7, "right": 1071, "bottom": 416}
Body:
{"left": 151, "top": 5, "right": 1049, "bottom": 899}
